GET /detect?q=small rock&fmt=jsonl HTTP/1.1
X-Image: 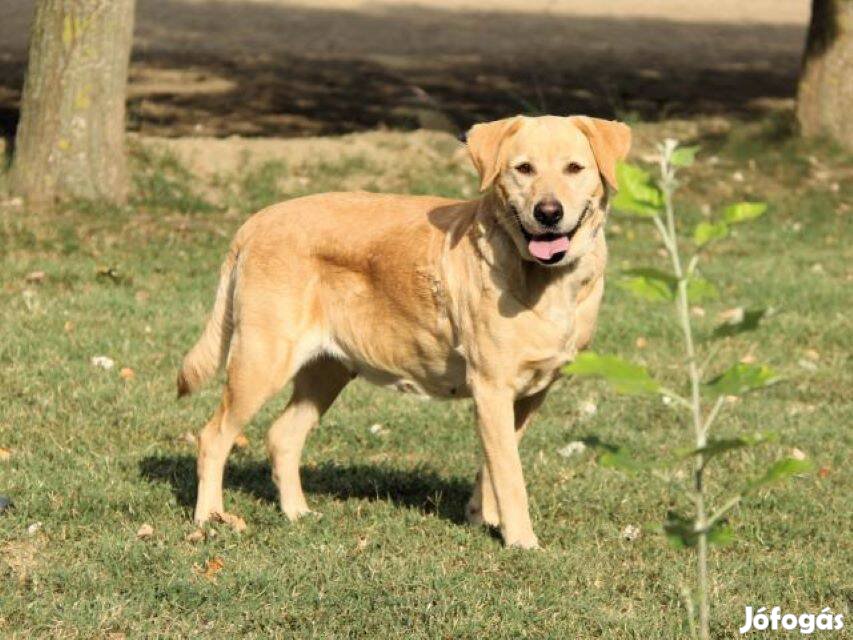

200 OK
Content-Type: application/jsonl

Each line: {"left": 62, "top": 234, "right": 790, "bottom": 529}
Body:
{"left": 578, "top": 400, "right": 598, "bottom": 417}
{"left": 91, "top": 355, "right": 115, "bottom": 370}
{"left": 790, "top": 448, "right": 807, "bottom": 461}
{"left": 804, "top": 349, "right": 820, "bottom": 361}
{"left": 798, "top": 359, "right": 818, "bottom": 372}
{"left": 732, "top": 171, "right": 744, "bottom": 182}
{"left": 186, "top": 529, "right": 205, "bottom": 543}
{"left": 136, "top": 523, "right": 154, "bottom": 539}
{"left": 621, "top": 524, "right": 641, "bottom": 541}
{"left": 557, "top": 441, "right": 587, "bottom": 459}
{"left": 369, "top": 423, "right": 387, "bottom": 436}
{"left": 717, "top": 307, "right": 744, "bottom": 324}
{"left": 27, "top": 521, "right": 43, "bottom": 536}
{"left": 0, "top": 495, "right": 12, "bottom": 513}
{"left": 690, "top": 306, "right": 706, "bottom": 318}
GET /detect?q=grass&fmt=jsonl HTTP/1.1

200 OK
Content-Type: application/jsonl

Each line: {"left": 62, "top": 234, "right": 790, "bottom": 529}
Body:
{"left": 0, "top": 116, "right": 851, "bottom": 638}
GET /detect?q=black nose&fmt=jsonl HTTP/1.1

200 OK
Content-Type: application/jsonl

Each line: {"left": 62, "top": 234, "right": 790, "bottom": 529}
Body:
{"left": 533, "top": 199, "right": 564, "bottom": 227}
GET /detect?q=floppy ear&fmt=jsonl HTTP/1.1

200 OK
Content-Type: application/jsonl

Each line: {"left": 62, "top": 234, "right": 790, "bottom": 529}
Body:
{"left": 569, "top": 116, "right": 632, "bottom": 190}
{"left": 466, "top": 116, "right": 523, "bottom": 192}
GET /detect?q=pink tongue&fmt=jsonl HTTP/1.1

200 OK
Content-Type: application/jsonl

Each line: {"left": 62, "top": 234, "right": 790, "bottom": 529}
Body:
{"left": 528, "top": 235, "right": 569, "bottom": 260}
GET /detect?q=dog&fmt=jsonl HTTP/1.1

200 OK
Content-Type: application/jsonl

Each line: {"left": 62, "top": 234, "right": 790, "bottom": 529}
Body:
{"left": 177, "top": 115, "right": 631, "bottom": 548}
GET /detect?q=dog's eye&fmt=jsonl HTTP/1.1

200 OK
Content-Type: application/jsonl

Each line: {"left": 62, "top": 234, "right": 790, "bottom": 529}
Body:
{"left": 565, "top": 162, "right": 584, "bottom": 174}
{"left": 514, "top": 162, "right": 535, "bottom": 175}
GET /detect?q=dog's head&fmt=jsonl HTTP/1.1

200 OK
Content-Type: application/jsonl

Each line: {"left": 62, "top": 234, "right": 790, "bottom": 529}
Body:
{"left": 467, "top": 115, "right": 631, "bottom": 267}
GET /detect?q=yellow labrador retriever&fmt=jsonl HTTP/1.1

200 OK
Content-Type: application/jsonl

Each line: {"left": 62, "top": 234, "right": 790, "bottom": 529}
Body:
{"left": 178, "top": 115, "right": 630, "bottom": 548}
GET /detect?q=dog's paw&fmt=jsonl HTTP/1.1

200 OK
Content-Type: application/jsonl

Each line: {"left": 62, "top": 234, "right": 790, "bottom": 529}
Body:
{"left": 465, "top": 501, "right": 500, "bottom": 528}
{"left": 503, "top": 533, "right": 540, "bottom": 550}
{"left": 283, "top": 505, "right": 322, "bottom": 522}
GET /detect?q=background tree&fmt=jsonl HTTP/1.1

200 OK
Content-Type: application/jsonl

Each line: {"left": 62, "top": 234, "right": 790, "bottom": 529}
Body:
{"left": 11, "top": 0, "right": 136, "bottom": 208}
{"left": 797, "top": 0, "right": 853, "bottom": 149}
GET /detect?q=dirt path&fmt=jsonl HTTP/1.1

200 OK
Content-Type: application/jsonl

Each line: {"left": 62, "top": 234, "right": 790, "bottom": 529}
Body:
{"left": 1, "top": 1, "right": 810, "bottom": 139}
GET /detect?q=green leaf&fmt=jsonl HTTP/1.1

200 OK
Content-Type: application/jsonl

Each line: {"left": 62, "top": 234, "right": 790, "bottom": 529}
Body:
{"left": 745, "top": 457, "right": 814, "bottom": 494}
{"left": 617, "top": 276, "right": 674, "bottom": 302}
{"left": 599, "top": 448, "right": 647, "bottom": 473}
{"left": 612, "top": 162, "right": 664, "bottom": 217}
{"left": 707, "top": 523, "right": 735, "bottom": 546}
{"left": 618, "top": 267, "right": 677, "bottom": 302}
{"left": 705, "top": 363, "right": 779, "bottom": 396}
{"left": 663, "top": 512, "right": 733, "bottom": 549}
{"left": 712, "top": 308, "right": 767, "bottom": 339}
{"left": 563, "top": 352, "right": 661, "bottom": 396}
{"left": 687, "top": 277, "right": 720, "bottom": 303}
{"left": 723, "top": 202, "right": 767, "bottom": 224}
{"left": 682, "top": 432, "right": 776, "bottom": 462}
{"left": 693, "top": 220, "right": 729, "bottom": 247}
{"left": 670, "top": 145, "right": 700, "bottom": 167}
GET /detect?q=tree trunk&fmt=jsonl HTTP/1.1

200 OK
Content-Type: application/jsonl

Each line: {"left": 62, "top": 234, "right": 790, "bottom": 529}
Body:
{"left": 11, "top": 0, "right": 135, "bottom": 208}
{"left": 797, "top": 0, "right": 853, "bottom": 149}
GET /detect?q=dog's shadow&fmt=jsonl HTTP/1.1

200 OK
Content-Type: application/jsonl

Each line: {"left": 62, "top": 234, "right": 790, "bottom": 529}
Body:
{"left": 138, "top": 454, "right": 472, "bottom": 525}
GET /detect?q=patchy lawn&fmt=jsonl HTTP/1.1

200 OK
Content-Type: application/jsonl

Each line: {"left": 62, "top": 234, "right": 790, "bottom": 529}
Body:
{"left": 0, "top": 114, "right": 850, "bottom": 638}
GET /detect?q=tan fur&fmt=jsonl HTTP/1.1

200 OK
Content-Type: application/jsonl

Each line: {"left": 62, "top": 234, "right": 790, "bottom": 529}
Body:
{"left": 179, "top": 115, "right": 631, "bottom": 548}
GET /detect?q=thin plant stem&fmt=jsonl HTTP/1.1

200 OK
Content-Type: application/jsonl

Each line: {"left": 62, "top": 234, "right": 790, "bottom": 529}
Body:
{"left": 658, "top": 144, "right": 710, "bottom": 640}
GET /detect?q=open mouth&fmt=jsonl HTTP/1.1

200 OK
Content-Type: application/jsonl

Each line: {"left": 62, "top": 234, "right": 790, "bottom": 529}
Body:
{"left": 512, "top": 202, "right": 589, "bottom": 265}
{"left": 523, "top": 230, "right": 570, "bottom": 264}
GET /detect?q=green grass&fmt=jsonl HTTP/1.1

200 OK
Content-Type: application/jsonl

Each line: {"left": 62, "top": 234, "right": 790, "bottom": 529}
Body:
{"left": 0, "top": 119, "right": 851, "bottom": 638}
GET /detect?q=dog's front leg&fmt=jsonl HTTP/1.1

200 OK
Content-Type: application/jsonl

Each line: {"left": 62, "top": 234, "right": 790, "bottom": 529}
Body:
{"left": 472, "top": 382, "right": 539, "bottom": 549}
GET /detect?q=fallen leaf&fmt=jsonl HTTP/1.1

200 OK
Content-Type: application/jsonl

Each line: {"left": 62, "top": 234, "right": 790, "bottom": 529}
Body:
{"left": 64, "top": 320, "right": 75, "bottom": 333}
{"left": 185, "top": 529, "right": 205, "bottom": 543}
{"left": 790, "top": 448, "right": 807, "bottom": 461}
{"left": 369, "top": 423, "right": 387, "bottom": 436}
{"left": 690, "top": 306, "right": 706, "bottom": 318}
{"left": 233, "top": 434, "right": 249, "bottom": 448}
{"left": 90, "top": 355, "right": 115, "bottom": 370}
{"left": 621, "top": 524, "right": 641, "bottom": 541}
{"left": 739, "top": 354, "right": 756, "bottom": 364}
{"left": 135, "top": 290, "right": 150, "bottom": 303}
{"left": 198, "top": 556, "right": 224, "bottom": 581}
{"left": 136, "top": 523, "right": 154, "bottom": 539}
{"left": 212, "top": 511, "right": 246, "bottom": 533}
{"left": 818, "top": 467, "right": 830, "bottom": 478}
{"left": 0, "top": 447, "right": 11, "bottom": 462}
{"left": 25, "top": 271, "right": 45, "bottom": 284}
{"left": 355, "top": 536, "right": 369, "bottom": 552}
{"left": 804, "top": 349, "right": 820, "bottom": 361}
{"left": 120, "top": 367, "right": 135, "bottom": 381}
{"left": 635, "top": 336, "right": 648, "bottom": 349}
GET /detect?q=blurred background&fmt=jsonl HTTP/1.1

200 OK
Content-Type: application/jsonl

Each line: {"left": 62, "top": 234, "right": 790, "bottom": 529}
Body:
{"left": 1, "top": 0, "right": 813, "bottom": 139}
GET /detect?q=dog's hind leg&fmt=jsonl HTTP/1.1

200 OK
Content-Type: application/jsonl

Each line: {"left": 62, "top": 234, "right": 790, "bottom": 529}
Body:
{"left": 267, "top": 357, "right": 351, "bottom": 520}
{"left": 194, "top": 328, "right": 295, "bottom": 525}
{"left": 466, "top": 388, "right": 548, "bottom": 529}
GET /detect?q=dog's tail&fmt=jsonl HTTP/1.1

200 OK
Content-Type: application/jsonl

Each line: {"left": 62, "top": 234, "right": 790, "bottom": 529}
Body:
{"left": 177, "top": 243, "right": 240, "bottom": 398}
